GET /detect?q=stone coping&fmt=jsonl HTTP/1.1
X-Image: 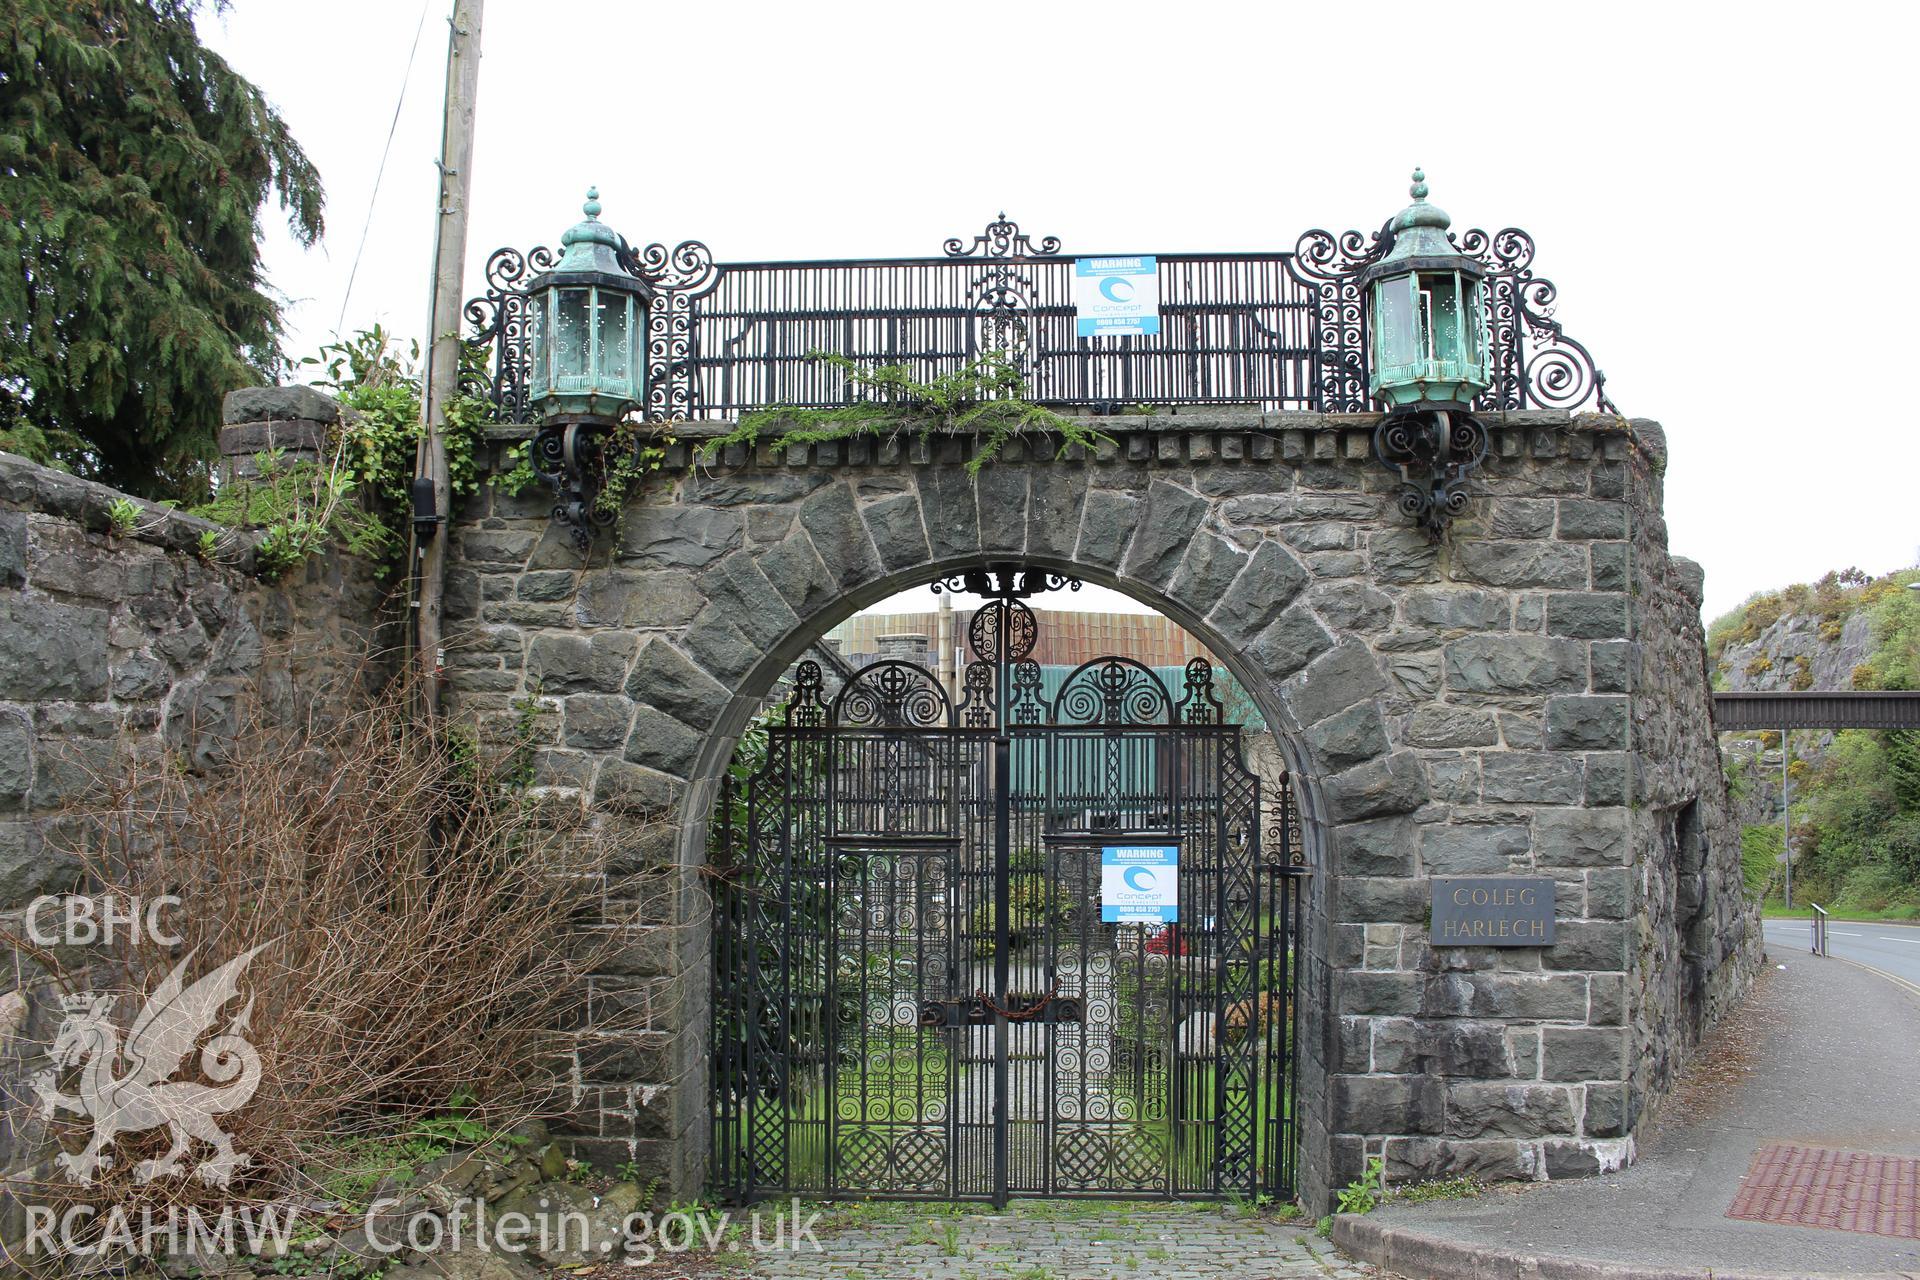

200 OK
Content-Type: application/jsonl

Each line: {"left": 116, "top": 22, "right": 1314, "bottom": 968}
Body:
{"left": 0, "top": 450, "right": 268, "bottom": 575}
{"left": 1332, "top": 1214, "right": 1916, "bottom": 1280}
{"left": 481, "top": 407, "right": 1659, "bottom": 473}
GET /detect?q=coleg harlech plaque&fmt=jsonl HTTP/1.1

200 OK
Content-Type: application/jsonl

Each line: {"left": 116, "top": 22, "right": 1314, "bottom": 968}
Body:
{"left": 1431, "top": 876, "right": 1556, "bottom": 946}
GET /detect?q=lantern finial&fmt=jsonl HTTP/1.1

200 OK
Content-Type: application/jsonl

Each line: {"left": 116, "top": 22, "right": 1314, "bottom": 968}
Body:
{"left": 1410, "top": 168, "right": 1428, "bottom": 200}
{"left": 559, "top": 188, "right": 620, "bottom": 253}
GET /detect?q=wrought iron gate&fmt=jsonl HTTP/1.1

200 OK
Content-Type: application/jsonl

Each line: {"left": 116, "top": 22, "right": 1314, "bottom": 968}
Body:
{"left": 710, "top": 569, "right": 1307, "bottom": 1203}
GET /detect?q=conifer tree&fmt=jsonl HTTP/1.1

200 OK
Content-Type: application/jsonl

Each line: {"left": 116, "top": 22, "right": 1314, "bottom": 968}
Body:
{"left": 0, "top": 0, "right": 324, "bottom": 497}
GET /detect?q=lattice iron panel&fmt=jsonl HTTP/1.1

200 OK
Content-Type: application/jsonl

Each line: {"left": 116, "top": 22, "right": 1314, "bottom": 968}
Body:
{"left": 710, "top": 573, "right": 1307, "bottom": 1205}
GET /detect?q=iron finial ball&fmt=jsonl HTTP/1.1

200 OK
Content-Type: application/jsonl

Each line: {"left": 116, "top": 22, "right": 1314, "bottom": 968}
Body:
{"left": 582, "top": 186, "right": 602, "bottom": 219}
{"left": 1410, "top": 167, "right": 1428, "bottom": 200}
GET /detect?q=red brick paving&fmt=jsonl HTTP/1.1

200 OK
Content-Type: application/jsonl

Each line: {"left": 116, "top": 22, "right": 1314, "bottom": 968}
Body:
{"left": 1728, "top": 1142, "right": 1920, "bottom": 1239}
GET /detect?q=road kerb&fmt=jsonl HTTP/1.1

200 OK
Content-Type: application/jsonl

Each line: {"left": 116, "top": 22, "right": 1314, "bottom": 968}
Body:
{"left": 1825, "top": 952, "right": 1920, "bottom": 1005}
{"left": 1332, "top": 1213, "right": 1920, "bottom": 1280}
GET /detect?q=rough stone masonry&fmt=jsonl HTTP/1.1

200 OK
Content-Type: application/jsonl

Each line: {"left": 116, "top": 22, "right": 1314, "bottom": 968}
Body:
{"left": 439, "top": 405, "right": 1760, "bottom": 1210}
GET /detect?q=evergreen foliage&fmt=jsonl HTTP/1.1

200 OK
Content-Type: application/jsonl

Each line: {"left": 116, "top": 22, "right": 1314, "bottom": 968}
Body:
{"left": 0, "top": 0, "right": 324, "bottom": 498}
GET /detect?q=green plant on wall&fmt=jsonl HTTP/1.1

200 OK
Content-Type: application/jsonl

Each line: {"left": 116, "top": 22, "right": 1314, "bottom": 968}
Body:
{"left": 190, "top": 327, "right": 500, "bottom": 576}
{"left": 697, "top": 350, "right": 1113, "bottom": 475}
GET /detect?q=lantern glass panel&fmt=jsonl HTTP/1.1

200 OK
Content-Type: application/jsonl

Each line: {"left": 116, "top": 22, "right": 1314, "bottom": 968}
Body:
{"left": 1422, "top": 272, "right": 1461, "bottom": 365}
{"left": 597, "top": 293, "right": 633, "bottom": 389}
{"left": 553, "top": 288, "right": 591, "bottom": 383}
{"left": 1464, "top": 282, "right": 1487, "bottom": 365}
{"left": 1375, "top": 274, "right": 1421, "bottom": 370}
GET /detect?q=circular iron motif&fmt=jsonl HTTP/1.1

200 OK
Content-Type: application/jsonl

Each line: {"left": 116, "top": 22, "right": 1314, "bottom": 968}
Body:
{"left": 968, "top": 599, "right": 1037, "bottom": 664}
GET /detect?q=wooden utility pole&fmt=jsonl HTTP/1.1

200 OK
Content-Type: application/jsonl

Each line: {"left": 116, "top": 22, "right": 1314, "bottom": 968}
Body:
{"left": 413, "top": 0, "right": 483, "bottom": 715}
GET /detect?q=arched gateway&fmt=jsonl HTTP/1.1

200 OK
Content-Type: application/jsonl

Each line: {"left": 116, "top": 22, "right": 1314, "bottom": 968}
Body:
{"left": 443, "top": 406, "right": 1751, "bottom": 1212}
{"left": 707, "top": 568, "right": 1307, "bottom": 1203}
{"left": 439, "top": 208, "right": 1754, "bottom": 1211}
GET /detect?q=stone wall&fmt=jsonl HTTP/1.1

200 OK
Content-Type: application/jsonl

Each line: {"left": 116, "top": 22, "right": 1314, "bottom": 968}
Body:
{"left": 0, "top": 449, "right": 387, "bottom": 1174}
{"left": 1619, "top": 427, "right": 1762, "bottom": 1116}
{"left": 444, "top": 406, "right": 1758, "bottom": 1209}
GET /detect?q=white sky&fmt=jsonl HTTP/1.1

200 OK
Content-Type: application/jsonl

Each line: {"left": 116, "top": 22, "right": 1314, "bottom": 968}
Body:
{"left": 202, "top": 0, "right": 1919, "bottom": 624}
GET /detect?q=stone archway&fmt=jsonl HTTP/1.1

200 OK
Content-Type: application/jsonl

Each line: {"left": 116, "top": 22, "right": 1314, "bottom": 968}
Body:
{"left": 679, "top": 552, "right": 1336, "bottom": 1205}
{"left": 443, "top": 409, "right": 1743, "bottom": 1211}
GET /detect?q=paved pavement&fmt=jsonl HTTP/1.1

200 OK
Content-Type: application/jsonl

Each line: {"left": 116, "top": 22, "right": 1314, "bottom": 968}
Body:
{"left": 1766, "top": 916, "right": 1920, "bottom": 990}
{"left": 734, "top": 1200, "right": 1380, "bottom": 1278}
{"left": 1341, "top": 950, "right": 1920, "bottom": 1277}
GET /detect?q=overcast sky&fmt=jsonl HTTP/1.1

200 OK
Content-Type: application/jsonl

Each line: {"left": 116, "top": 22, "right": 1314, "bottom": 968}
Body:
{"left": 201, "top": 1, "right": 1917, "bottom": 624}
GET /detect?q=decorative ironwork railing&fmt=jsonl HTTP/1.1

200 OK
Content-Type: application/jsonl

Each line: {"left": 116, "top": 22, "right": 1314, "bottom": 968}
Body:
{"left": 467, "top": 213, "right": 1613, "bottom": 424}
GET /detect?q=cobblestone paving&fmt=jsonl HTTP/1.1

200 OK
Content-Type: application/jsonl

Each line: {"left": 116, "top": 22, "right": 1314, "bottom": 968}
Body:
{"left": 736, "top": 1200, "right": 1379, "bottom": 1279}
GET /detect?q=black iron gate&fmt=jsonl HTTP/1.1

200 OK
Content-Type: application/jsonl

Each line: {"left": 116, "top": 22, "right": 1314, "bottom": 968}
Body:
{"left": 710, "top": 569, "right": 1307, "bottom": 1203}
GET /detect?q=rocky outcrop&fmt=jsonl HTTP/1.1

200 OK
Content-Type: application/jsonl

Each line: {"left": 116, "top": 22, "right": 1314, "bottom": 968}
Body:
{"left": 1718, "top": 610, "right": 1873, "bottom": 695}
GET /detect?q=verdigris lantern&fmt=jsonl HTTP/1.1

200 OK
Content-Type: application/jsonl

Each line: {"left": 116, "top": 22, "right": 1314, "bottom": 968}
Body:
{"left": 523, "top": 188, "right": 650, "bottom": 548}
{"left": 525, "top": 188, "right": 649, "bottom": 422}
{"left": 1362, "top": 169, "right": 1492, "bottom": 540}
{"left": 1360, "top": 169, "right": 1489, "bottom": 408}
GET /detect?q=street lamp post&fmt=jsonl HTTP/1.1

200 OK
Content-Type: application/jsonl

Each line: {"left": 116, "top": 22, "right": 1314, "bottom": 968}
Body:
{"left": 1363, "top": 169, "right": 1494, "bottom": 540}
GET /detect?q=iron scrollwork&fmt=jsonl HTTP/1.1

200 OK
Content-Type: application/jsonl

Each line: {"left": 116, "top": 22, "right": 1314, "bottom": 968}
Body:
{"left": 532, "top": 420, "right": 618, "bottom": 552}
{"left": 619, "top": 238, "right": 721, "bottom": 423}
{"left": 468, "top": 244, "right": 560, "bottom": 424}
{"left": 470, "top": 214, "right": 1614, "bottom": 428}
{"left": 933, "top": 566, "right": 1080, "bottom": 602}
{"left": 942, "top": 213, "right": 1062, "bottom": 259}
{"left": 1285, "top": 223, "right": 1390, "bottom": 414}
{"left": 1461, "top": 227, "right": 1614, "bottom": 415}
{"left": 1373, "top": 407, "right": 1491, "bottom": 542}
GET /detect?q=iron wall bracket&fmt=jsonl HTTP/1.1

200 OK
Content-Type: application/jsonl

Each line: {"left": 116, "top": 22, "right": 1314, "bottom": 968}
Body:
{"left": 1372, "top": 406, "right": 1490, "bottom": 542}
{"left": 532, "top": 420, "right": 619, "bottom": 552}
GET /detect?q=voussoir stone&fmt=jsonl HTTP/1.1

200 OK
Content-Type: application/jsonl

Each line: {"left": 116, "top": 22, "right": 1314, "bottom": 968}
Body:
{"left": 1324, "top": 751, "right": 1426, "bottom": 822}
{"left": 799, "top": 483, "right": 882, "bottom": 587}
{"left": 1026, "top": 469, "right": 1087, "bottom": 559}
{"left": 861, "top": 492, "right": 931, "bottom": 571}
{"left": 1308, "top": 701, "right": 1392, "bottom": 771}
{"left": 1075, "top": 495, "right": 1138, "bottom": 571}
{"left": 1122, "top": 480, "right": 1207, "bottom": 588}
{"left": 624, "top": 639, "right": 728, "bottom": 729}
{"left": 918, "top": 468, "right": 980, "bottom": 559}
{"left": 1208, "top": 541, "right": 1310, "bottom": 648}
{"left": 1286, "top": 641, "right": 1387, "bottom": 728}
{"left": 1169, "top": 532, "right": 1247, "bottom": 611}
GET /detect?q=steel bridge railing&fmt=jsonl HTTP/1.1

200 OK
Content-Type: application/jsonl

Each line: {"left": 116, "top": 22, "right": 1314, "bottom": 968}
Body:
{"left": 468, "top": 215, "right": 1613, "bottom": 424}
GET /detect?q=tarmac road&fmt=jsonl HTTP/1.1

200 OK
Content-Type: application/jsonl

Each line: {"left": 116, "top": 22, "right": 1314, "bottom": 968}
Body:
{"left": 1764, "top": 915, "right": 1920, "bottom": 992}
